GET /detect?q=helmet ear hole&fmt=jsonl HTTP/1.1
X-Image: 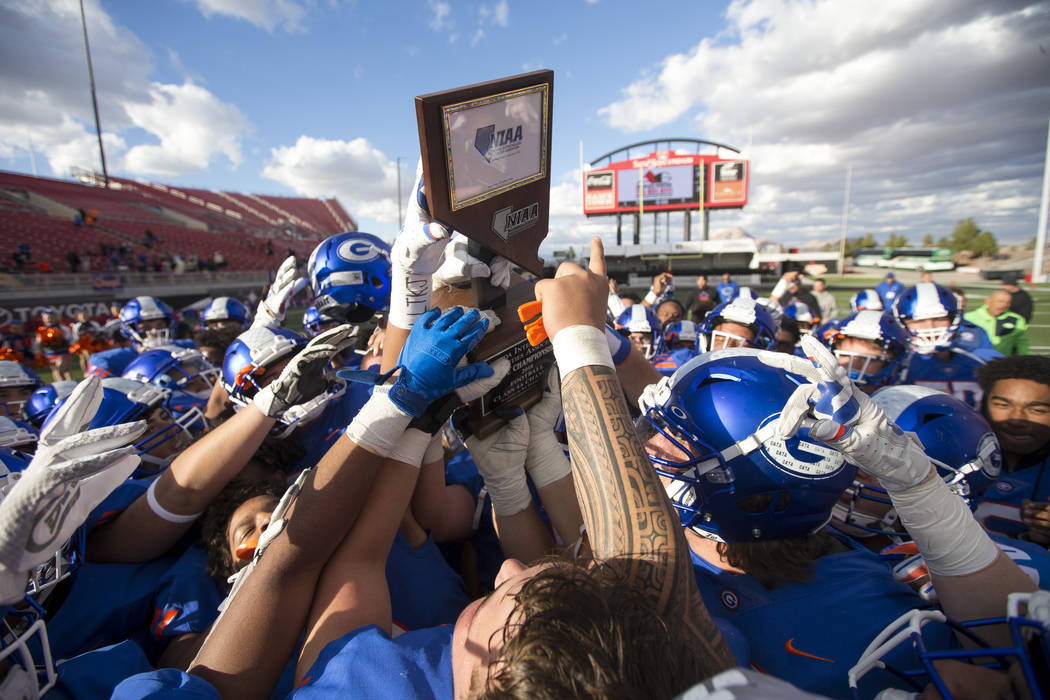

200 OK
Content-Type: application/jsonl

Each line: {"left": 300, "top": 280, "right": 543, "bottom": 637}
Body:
{"left": 775, "top": 491, "right": 791, "bottom": 512}
{"left": 736, "top": 493, "right": 772, "bottom": 515}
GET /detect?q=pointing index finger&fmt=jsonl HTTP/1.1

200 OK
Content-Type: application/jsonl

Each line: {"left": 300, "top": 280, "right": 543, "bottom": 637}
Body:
{"left": 589, "top": 237, "right": 606, "bottom": 277}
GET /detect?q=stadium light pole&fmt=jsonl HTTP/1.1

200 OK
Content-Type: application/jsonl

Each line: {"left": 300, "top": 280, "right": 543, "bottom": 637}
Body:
{"left": 1032, "top": 116, "right": 1050, "bottom": 284}
{"left": 79, "top": 0, "right": 108, "bottom": 187}
{"left": 838, "top": 161, "right": 852, "bottom": 276}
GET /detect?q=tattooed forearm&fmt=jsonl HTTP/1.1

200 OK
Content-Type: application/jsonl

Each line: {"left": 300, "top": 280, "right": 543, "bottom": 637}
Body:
{"left": 560, "top": 365, "right": 734, "bottom": 671}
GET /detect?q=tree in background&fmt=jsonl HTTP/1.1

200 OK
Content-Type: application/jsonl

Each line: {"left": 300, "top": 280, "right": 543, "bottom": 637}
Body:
{"left": 886, "top": 233, "right": 909, "bottom": 249}
{"left": 945, "top": 218, "right": 998, "bottom": 257}
{"left": 922, "top": 234, "right": 935, "bottom": 247}
{"left": 844, "top": 232, "right": 879, "bottom": 257}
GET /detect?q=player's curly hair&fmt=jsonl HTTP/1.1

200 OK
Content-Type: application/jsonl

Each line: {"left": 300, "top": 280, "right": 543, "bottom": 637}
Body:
{"left": 201, "top": 476, "right": 288, "bottom": 580}
{"left": 476, "top": 558, "right": 719, "bottom": 700}
{"left": 977, "top": 355, "right": 1050, "bottom": 400}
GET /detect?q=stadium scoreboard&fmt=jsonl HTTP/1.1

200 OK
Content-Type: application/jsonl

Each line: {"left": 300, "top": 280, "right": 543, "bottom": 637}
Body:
{"left": 582, "top": 150, "right": 748, "bottom": 216}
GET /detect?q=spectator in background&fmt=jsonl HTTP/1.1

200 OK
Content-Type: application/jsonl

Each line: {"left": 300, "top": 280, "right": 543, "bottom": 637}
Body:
{"left": 778, "top": 278, "right": 821, "bottom": 320}
{"left": 811, "top": 278, "right": 838, "bottom": 319}
{"left": 875, "top": 271, "right": 904, "bottom": 309}
{"left": 716, "top": 272, "right": 739, "bottom": 303}
{"left": 65, "top": 250, "right": 80, "bottom": 274}
{"left": 213, "top": 251, "right": 227, "bottom": 270}
{"left": 683, "top": 274, "right": 720, "bottom": 322}
{"left": 1001, "top": 273, "right": 1033, "bottom": 323}
{"left": 965, "top": 290, "right": 1030, "bottom": 356}
{"left": 265, "top": 239, "right": 274, "bottom": 255}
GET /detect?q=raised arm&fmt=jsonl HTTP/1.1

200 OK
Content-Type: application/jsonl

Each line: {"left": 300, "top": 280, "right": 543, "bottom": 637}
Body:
{"left": 535, "top": 238, "right": 734, "bottom": 669}
{"left": 88, "top": 325, "right": 356, "bottom": 563}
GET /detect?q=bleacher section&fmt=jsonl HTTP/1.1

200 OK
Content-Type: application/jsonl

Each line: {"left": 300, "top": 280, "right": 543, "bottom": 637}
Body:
{"left": 0, "top": 171, "right": 353, "bottom": 274}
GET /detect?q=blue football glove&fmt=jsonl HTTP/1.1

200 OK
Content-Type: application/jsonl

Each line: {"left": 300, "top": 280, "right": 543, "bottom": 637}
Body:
{"left": 388, "top": 307, "right": 492, "bottom": 417}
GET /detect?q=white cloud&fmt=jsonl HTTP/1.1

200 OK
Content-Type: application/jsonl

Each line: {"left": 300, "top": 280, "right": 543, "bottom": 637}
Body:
{"left": 491, "top": 0, "right": 509, "bottom": 27}
{"left": 595, "top": 0, "right": 1050, "bottom": 244}
{"left": 261, "top": 135, "right": 402, "bottom": 223}
{"left": 190, "top": 0, "right": 307, "bottom": 32}
{"left": 124, "top": 82, "right": 250, "bottom": 177}
{"left": 428, "top": 0, "right": 452, "bottom": 30}
{"left": 0, "top": 1, "right": 252, "bottom": 180}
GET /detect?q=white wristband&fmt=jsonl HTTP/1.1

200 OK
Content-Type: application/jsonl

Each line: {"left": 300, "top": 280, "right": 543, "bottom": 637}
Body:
{"left": 388, "top": 266, "right": 432, "bottom": 329}
{"left": 387, "top": 428, "right": 431, "bottom": 469}
{"left": 146, "top": 479, "right": 202, "bottom": 524}
{"left": 644, "top": 290, "right": 659, "bottom": 305}
{"left": 552, "top": 325, "right": 614, "bottom": 380}
{"left": 344, "top": 385, "right": 413, "bottom": 457}
{"left": 889, "top": 472, "right": 999, "bottom": 577}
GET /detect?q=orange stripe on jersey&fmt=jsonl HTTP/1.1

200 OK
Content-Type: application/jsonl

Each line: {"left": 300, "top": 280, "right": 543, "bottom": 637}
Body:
{"left": 294, "top": 676, "right": 312, "bottom": 689}
{"left": 152, "top": 608, "right": 179, "bottom": 641}
{"left": 784, "top": 637, "right": 834, "bottom": 663}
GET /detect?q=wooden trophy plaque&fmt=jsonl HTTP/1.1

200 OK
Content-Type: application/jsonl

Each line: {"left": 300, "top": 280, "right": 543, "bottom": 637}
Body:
{"left": 416, "top": 70, "right": 555, "bottom": 437}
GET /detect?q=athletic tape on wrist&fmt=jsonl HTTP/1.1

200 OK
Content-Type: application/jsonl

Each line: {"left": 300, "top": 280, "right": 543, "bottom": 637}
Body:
{"left": 146, "top": 478, "right": 202, "bottom": 524}
{"left": 388, "top": 268, "right": 432, "bottom": 329}
{"left": 889, "top": 472, "right": 999, "bottom": 577}
{"left": 388, "top": 428, "right": 431, "bottom": 468}
{"left": 553, "top": 325, "right": 614, "bottom": 379}
{"left": 604, "top": 325, "right": 631, "bottom": 365}
{"left": 644, "top": 290, "right": 659, "bottom": 306}
{"left": 345, "top": 385, "right": 413, "bottom": 457}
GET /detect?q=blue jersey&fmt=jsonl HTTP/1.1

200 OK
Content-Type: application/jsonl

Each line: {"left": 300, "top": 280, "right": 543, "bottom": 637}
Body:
{"left": 875, "top": 280, "right": 904, "bottom": 308}
{"left": 975, "top": 454, "right": 1050, "bottom": 540}
{"left": 651, "top": 348, "right": 699, "bottom": 377}
{"left": 387, "top": 532, "right": 468, "bottom": 630}
{"left": 112, "top": 625, "right": 453, "bottom": 700}
{"left": 288, "top": 382, "right": 372, "bottom": 474}
{"left": 717, "top": 281, "right": 740, "bottom": 304}
{"left": 51, "top": 639, "right": 155, "bottom": 700}
{"left": 898, "top": 348, "right": 987, "bottom": 409}
{"left": 690, "top": 533, "right": 946, "bottom": 699}
{"left": 44, "top": 543, "right": 222, "bottom": 663}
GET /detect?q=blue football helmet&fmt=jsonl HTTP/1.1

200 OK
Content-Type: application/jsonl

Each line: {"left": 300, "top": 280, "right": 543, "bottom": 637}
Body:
{"left": 303, "top": 304, "right": 340, "bottom": 338}
{"left": 202, "top": 297, "right": 250, "bottom": 330}
{"left": 222, "top": 326, "right": 343, "bottom": 438}
{"left": 833, "top": 384, "right": 1002, "bottom": 540}
{"left": 893, "top": 282, "right": 961, "bottom": 355}
{"left": 24, "top": 381, "right": 78, "bottom": 430}
{"left": 120, "top": 296, "right": 177, "bottom": 350}
{"left": 52, "top": 377, "right": 200, "bottom": 476}
{"left": 849, "top": 591, "right": 1050, "bottom": 700}
{"left": 849, "top": 289, "right": 884, "bottom": 313}
{"left": 308, "top": 232, "right": 392, "bottom": 324}
{"left": 824, "top": 310, "right": 909, "bottom": 388}
{"left": 616, "top": 305, "right": 662, "bottom": 358}
{"left": 638, "top": 348, "right": 859, "bottom": 542}
{"left": 699, "top": 298, "right": 779, "bottom": 352}
{"left": 122, "top": 345, "right": 219, "bottom": 400}
{"left": 659, "top": 320, "right": 701, "bottom": 353}
{"left": 782, "top": 299, "right": 820, "bottom": 335}
{"left": 0, "top": 361, "right": 43, "bottom": 420}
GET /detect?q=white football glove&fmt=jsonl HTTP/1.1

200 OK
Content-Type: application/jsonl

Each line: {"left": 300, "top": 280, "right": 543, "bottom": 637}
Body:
{"left": 389, "top": 159, "right": 453, "bottom": 329}
{"left": 0, "top": 375, "right": 146, "bottom": 604}
{"left": 466, "top": 413, "right": 531, "bottom": 517}
{"left": 525, "top": 364, "right": 571, "bottom": 488}
{"left": 433, "top": 233, "right": 511, "bottom": 290}
{"left": 253, "top": 255, "right": 307, "bottom": 329}
{"left": 777, "top": 335, "right": 932, "bottom": 493}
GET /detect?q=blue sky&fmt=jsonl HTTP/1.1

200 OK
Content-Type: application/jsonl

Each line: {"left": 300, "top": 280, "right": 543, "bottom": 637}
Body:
{"left": 1, "top": 0, "right": 1048, "bottom": 256}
